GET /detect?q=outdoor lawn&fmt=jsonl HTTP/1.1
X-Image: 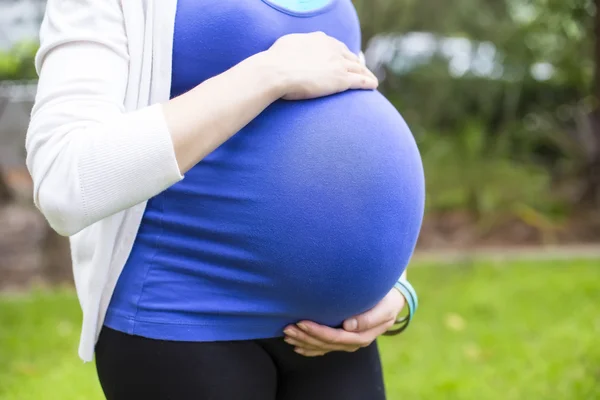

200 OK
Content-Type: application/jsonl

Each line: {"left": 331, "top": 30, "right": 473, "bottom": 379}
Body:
{"left": 0, "top": 258, "right": 598, "bottom": 400}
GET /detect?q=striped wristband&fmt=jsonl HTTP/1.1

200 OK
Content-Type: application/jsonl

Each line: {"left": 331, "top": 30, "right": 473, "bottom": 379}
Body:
{"left": 384, "top": 277, "right": 418, "bottom": 336}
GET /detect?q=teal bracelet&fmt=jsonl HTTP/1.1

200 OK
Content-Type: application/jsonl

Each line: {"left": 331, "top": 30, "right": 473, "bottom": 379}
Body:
{"left": 384, "top": 277, "right": 418, "bottom": 336}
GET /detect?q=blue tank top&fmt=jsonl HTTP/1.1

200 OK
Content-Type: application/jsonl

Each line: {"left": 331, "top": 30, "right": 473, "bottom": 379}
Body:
{"left": 105, "top": 0, "right": 425, "bottom": 342}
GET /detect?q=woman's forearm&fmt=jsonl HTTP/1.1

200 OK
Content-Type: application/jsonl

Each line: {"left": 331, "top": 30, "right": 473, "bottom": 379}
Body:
{"left": 164, "top": 52, "right": 286, "bottom": 173}
{"left": 28, "top": 50, "right": 286, "bottom": 236}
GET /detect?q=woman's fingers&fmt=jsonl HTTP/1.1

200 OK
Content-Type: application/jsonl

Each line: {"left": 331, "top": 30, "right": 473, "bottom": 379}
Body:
{"left": 271, "top": 32, "right": 378, "bottom": 100}
{"left": 344, "top": 60, "right": 376, "bottom": 79}
{"left": 344, "top": 289, "right": 405, "bottom": 332}
{"left": 283, "top": 288, "right": 405, "bottom": 357}
{"left": 344, "top": 58, "right": 376, "bottom": 76}
{"left": 343, "top": 60, "right": 378, "bottom": 90}
{"left": 346, "top": 73, "right": 378, "bottom": 90}
{"left": 342, "top": 49, "right": 361, "bottom": 63}
{"left": 299, "top": 320, "right": 392, "bottom": 347}
{"left": 285, "top": 335, "right": 360, "bottom": 357}
{"left": 341, "top": 47, "right": 377, "bottom": 90}
{"left": 284, "top": 336, "right": 322, "bottom": 351}
{"left": 297, "top": 321, "right": 371, "bottom": 347}
{"left": 294, "top": 348, "right": 328, "bottom": 357}
{"left": 284, "top": 319, "right": 395, "bottom": 357}
{"left": 284, "top": 326, "right": 347, "bottom": 351}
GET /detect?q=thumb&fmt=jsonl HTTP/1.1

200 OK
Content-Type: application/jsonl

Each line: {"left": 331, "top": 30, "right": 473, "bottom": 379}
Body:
{"left": 344, "top": 293, "right": 403, "bottom": 332}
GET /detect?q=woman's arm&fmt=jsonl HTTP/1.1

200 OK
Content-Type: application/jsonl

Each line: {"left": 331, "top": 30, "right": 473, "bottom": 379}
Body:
{"left": 27, "top": 0, "right": 376, "bottom": 237}
{"left": 162, "top": 56, "right": 285, "bottom": 174}
{"left": 168, "top": 35, "right": 377, "bottom": 171}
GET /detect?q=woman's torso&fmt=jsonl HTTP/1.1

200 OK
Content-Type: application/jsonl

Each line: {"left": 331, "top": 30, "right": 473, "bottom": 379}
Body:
{"left": 105, "top": 0, "right": 425, "bottom": 340}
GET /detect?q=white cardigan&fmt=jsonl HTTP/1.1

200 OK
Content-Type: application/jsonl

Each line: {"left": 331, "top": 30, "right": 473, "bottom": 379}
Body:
{"left": 27, "top": 0, "right": 182, "bottom": 362}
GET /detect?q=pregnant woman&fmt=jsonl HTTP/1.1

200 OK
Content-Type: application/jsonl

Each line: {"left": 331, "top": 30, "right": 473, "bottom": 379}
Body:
{"left": 27, "top": 0, "right": 425, "bottom": 399}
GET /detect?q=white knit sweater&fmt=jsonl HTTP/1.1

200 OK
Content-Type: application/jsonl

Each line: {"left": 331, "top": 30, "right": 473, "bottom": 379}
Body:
{"left": 26, "top": 0, "right": 182, "bottom": 362}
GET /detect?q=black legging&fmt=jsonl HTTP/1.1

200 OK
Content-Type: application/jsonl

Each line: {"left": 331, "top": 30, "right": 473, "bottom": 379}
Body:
{"left": 95, "top": 327, "right": 386, "bottom": 400}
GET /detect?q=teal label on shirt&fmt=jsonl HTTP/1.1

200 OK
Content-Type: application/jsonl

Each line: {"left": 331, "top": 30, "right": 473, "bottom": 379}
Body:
{"left": 263, "top": 0, "right": 333, "bottom": 13}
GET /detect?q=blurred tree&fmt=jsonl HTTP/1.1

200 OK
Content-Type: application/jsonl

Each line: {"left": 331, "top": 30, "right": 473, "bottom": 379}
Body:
{"left": 0, "top": 167, "right": 13, "bottom": 205}
{"left": 354, "top": 0, "right": 600, "bottom": 210}
{"left": 0, "top": 94, "right": 13, "bottom": 205}
{"left": 0, "top": 40, "right": 37, "bottom": 80}
{"left": 590, "top": 0, "right": 600, "bottom": 204}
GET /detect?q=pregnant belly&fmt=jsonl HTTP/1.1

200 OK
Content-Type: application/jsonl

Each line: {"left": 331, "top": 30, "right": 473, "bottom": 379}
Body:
{"left": 138, "top": 90, "right": 425, "bottom": 325}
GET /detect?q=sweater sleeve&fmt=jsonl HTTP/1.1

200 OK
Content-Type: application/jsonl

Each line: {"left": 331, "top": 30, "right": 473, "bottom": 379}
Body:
{"left": 26, "top": 0, "right": 183, "bottom": 237}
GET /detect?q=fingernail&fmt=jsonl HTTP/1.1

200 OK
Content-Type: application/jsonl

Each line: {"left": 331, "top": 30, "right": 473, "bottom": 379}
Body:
{"left": 297, "top": 323, "right": 308, "bottom": 331}
{"left": 284, "top": 328, "right": 295, "bottom": 337}
{"left": 346, "top": 318, "right": 358, "bottom": 331}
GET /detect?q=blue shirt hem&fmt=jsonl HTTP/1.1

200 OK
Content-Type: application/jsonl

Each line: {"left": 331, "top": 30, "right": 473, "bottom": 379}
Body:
{"left": 104, "top": 311, "right": 287, "bottom": 342}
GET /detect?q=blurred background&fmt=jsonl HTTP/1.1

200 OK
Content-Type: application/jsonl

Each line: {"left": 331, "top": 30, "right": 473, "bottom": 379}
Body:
{"left": 0, "top": 0, "right": 599, "bottom": 399}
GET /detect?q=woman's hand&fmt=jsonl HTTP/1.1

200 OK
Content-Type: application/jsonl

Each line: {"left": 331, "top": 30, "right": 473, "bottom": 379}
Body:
{"left": 266, "top": 31, "right": 378, "bottom": 100}
{"left": 283, "top": 288, "right": 405, "bottom": 357}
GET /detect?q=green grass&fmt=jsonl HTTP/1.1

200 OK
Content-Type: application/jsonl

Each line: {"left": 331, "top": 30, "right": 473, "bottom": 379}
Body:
{"left": 1, "top": 259, "right": 599, "bottom": 399}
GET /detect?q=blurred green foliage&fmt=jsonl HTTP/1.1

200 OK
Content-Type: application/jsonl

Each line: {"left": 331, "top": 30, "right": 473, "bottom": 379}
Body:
{"left": 419, "top": 123, "right": 558, "bottom": 218}
{"left": 353, "top": 0, "right": 600, "bottom": 225}
{"left": 0, "top": 41, "right": 38, "bottom": 81}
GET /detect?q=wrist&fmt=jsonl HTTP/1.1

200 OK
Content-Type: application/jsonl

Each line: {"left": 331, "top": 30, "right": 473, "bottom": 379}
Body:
{"left": 400, "top": 270, "right": 408, "bottom": 281}
{"left": 394, "top": 279, "right": 418, "bottom": 317}
{"left": 248, "top": 50, "right": 291, "bottom": 100}
{"left": 384, "top": 279, "right": 418, "bottom": 336}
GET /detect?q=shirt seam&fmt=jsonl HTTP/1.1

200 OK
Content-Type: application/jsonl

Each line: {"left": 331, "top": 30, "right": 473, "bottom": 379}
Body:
{"left": 260, "top": 0, "right": 338, "bottom": 17}
{"left": 130, "top": 193, "right": 166, "bottom": 333}
{"left": 108, "top": 315, "right": 285, "bottom": 327}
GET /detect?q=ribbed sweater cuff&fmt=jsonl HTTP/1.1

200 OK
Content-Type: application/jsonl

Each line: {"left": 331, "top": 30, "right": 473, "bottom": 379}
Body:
{"left": 78, "top": 104, "right": 183, "bottom": 226}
